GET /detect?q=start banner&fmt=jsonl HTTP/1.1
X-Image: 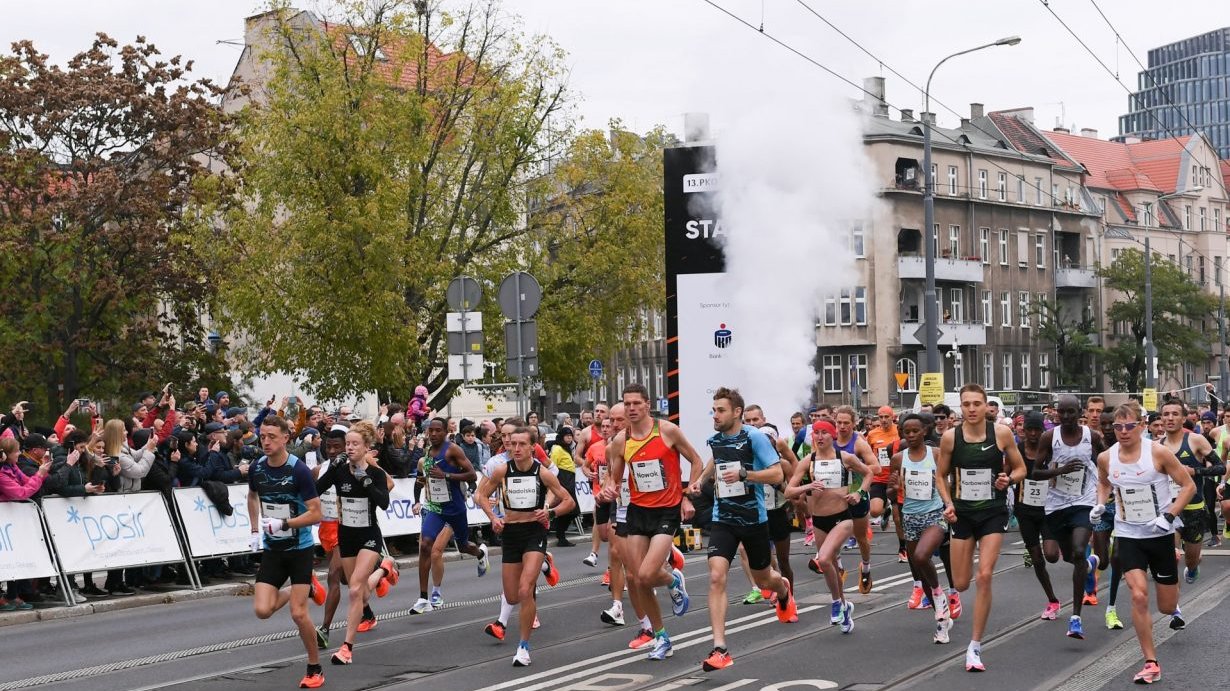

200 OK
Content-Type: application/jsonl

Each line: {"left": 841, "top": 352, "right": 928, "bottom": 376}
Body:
{"left": 173, "top": 485, "right": 255, "bottom": 558}
{"left": 43, "top": 492, "right": 186, "bottom": 573}
{"left": 0, "top": 501, "right": 59, "bottom": 581}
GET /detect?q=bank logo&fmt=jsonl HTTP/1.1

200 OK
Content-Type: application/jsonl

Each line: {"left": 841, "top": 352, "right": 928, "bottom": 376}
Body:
{"left": 714, "top": 323, "right": 732, "bottom": 348}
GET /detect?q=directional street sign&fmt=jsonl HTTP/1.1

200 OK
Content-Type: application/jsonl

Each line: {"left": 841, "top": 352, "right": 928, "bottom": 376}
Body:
{"left": 588, "top": 359, "right": 604, "bottom": 379}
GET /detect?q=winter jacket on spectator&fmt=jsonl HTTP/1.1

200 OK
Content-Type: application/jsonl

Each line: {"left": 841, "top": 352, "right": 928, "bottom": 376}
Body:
{"left": 206, "top": 446, "right": 248, "bottom": 483}
{"left": 0, "top": 462, "right": 45, "bottom": 501}
{"left": 171, "top": 432, "right": 210, "bottom": 487}
{"left": 116, "top": 444, "right": 156, "bottom": 493}
{"left": 378, "top": 439, "right": 414, "bottom": 478}
{"left": 140, "top": 405, "right": 177, "bottom": 443}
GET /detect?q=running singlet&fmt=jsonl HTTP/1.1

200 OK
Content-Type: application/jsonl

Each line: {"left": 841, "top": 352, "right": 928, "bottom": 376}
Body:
{"left": 502, "top": 459, "right": 547, "bottom": 512}
{"left": 423, "top": 441, "right": 467, "bottom": 516}
{"left": 707, "top": 426, "right": 777, "bottom": 526}
{"left": 833, "top": 434, "right": 863, "bottom": 491}
{"left": 1170, "top": 433, "right": 1206, "bottom": 510}
{"left": 1016, "top": 443, "right": 1048, "bottom": 512}
{"left": 249, "top": 454, "right": 317, "bottom": 551}
{"left": 586, "top": 438, "right": 610, "bottom": 502}
{"left": 1109, "top": 439, "right": 1174, "bottom": 539}
{"left": 624, "top": 421, "right": 682, "bottom": 508}
{"left": 951, "top": 422, "right": 1007, "bottom": 512}
{"left": 901, "top": 445, "right": 943, "bottom": 514}
{"left": 315, "top": 461, "right": 390, "bottom": 529}
{"left": 865, "top": 426, "right": 899, "bottom": 484}
{"left": 1044, "top": 426, "right": 1096, "bottom": 513}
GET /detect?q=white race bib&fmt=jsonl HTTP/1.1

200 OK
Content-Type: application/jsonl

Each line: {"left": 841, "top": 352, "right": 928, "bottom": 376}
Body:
{"left": 1054, "top": 466, "right": 1086, "bottom": 496}
{"left": 319, "top": 487, "right": 340, "bottom": 521}
{"left": 811, "top": 457, "right": 843, "bottom": 488}
{"left": 764, "top": 483, "right": 779, "bottom": 509}
{"left": 1021, "top": 480, "right": 1047, "bottom": 508}
{"left": 598, "top": 465, "right": 609, "bottom": 487}
{"left": 877, "top": 447, "right": 890, "bottom": 467}
{"left": 261, "top": 502, "right": 292, "bottom": 538}
{"left": 1119, "top": 486, "right": 1159, "bottom": 523}
{"left": 427, "top": 476, "right": 451, "bottom": 503}
{"left": 619, "top": 481, "right": 631, "bottom": 507}
{"left": 1168, "top": 478, "right": 1183, "bottom": 504}
{"left": 631, "top": 459, "right": 666, "bottom": 493}
{"left": 340, "top": 496, "right": 370, "bottom": 528}
{"left": 505, "top": 475, "right": 540, "bottom": 510}
{"left": 958, "top": 468, "right": 993, "bottom": 501}
{"left": 904, "top": 468, "right": 934, "bottom": 501}
{"left": 716, "top": 461, "right": 746, "bottom": 498}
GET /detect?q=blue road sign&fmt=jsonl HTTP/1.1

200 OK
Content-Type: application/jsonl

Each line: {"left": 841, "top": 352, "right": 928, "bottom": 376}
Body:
{"left": 658, "top": 397, "right": 669, "bottom": 414}
{"left": 588, "top": 359, "right": 604, "bottom": 379}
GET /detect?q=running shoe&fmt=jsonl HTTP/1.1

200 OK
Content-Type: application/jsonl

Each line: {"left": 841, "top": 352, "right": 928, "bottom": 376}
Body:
{"left": 485, "top": 621, "right": 506, "bottom": 641}
{"left": 933, "top": 617, "right": 952, "bottom": 644}
{"left": 543, "top": 552, "right": 560, "bottom": 587}
{"left": 429, "top": 590, "right": 445, "bottom": 608}
{"left": 908, "top": 585, "right": 927, "bottom": 610}
{"left": 477, "top": 543, "right": 490, "bottom": 577}
{"left": 532, "top": 616, "right": 540, "bottom": 629}
{"left": 356, "top": 615, "right": 377, "bottom": 633}
{"left": 742, "top": 589, "right": 763, "bottom": 605}
{"left": 1169, "top": 608, "right": 1185, "bottom": 630}
{"left": 331, "top": 645, "right": 352, "bottom": 665}
{"left": 921, "top": 593, "right": 933, "bottom": 609}
{"left": 601, "top": 602, "right": 625, "bottom": 625}
{"left": 858, "top": 569, "right": 873, "bottom": 595}
{"left": 897, "top": 549, "right": 909, "bottom": 563}
{"left": 628, "top": 629, "right": 654, "bottom": 649}
{"left": 309, "top": 574, "right": 326, "bottom": 606}
{"left": 601, "top": 568, "right": 611, "bottom": 587}
{"left": 1023, "top": 551, "right": 1033, "bottom": 568}
{"left": 1133, "top": 661, "right": 1161, "bottom": 684}
{"left": 948, "top": 592, "right": 963, "bottom": 620}
{"left": 1205, "top": 535, "right": 1221, "bottom": 548}
{"left": 513, "top": 644, "right": 532, "bottom": 667}
{"left": 842, "top": 536, "right": 855, "bottom": 550}
{"left": 1082, "top": 591, "right": 1099, "bottom": 606}
{"left": 702, "top": 647, "right": 733, "bottom": 671}
{"left": 760, "top": 588, "right": 777, "bottom": 604}
{"left": 1085, "top": 556, "right": 1099, "bottom": 595}
{"left": 803, "top": 530, "right": 815, "bottom": 547}
{"left": 1184, "top": 566, "right": 1199, "bottom": 584}
{"left": 830, "top": 600, "right": 843, "bottom": 625}
{"left": 965, "top": 647, "right": 985, "bottom": 672}
{"left": 668, "top": 568, "right": 689, "bottom": 616}
{"left": 314, "top": 626, "right": 329, "bottom": 650}
{"left": 1105, "top": 608, "right": 1124, "bottom": 630}
{"left": 410, "top": 597, "right": 433, "bottom": 614}
{"left": 1041, "top": 601, "right": 1061, "bottom": 620}
{"left": 381, "top": 557, "right": 399, "bottom": 585}
{"left": 807, "top": 557, "right": 823, "bottom": 574}
{"left": 839, "top": 600, "right": 854, "bottom": 634}
{"left": 775, "top": 579, "right": 798, "bottom": 623}
{"left": 299, "top": 669, "right": 325, "bottom": 688}
{"left": 375, "top": 578, "right": 390, "bottom": 598}
{"left": 669, "top": 545, "right": 686, "bottom": 571}
{"left": 647, "top": 633, "right": 673, "bottom": 660}
{"left": 1067, "top": 615, "right": 1085, "bottom": 639}
{"left": 583, "top": 552, "right": 599, "bottom": 567}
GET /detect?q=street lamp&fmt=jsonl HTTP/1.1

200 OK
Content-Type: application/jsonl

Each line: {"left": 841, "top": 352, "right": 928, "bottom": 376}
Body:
{"left": 922, "top": 36, "right": 1022, "bottom": 375}
{"left": 1142, "top": 186, "right": 1204, "bottom": 388}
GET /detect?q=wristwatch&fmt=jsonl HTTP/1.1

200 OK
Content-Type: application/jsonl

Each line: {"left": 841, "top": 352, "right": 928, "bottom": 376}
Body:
{"left": 738, "top": 467, "right": 748, "bottom": 481}
{"left": 1162, "top": 512, "right": 1176, "bottom": 524}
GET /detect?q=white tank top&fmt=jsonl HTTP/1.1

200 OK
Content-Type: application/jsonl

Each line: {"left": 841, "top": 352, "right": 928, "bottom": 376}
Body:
{"left": 1108, "top": 439, "right": 1174, "bottom": 539}
{"left": 1045, "top": 426, "right": 1097, "bottom": 513}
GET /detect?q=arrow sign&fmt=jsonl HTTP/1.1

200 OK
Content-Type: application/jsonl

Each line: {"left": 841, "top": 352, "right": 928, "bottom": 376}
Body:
{"left": 912, "top": 324, "right": 944, "bottom": 344}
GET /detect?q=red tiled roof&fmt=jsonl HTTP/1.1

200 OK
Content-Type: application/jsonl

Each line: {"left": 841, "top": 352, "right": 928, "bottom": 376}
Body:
{"left": 1041, "top": 129, "right": 1192, "bottom": 194}
{"left": 987, "top": 112, "right": 1073, "bottom": 167}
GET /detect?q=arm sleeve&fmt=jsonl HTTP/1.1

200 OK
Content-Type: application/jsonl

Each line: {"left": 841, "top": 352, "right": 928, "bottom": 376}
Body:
{"left": 157, "top": 410, "right": 175, "bottom": 442}
{"left": 1200, "top": 449, "right": 1225, "bottom": 476}
{"left": 0, "top": 470, "right": 43, "bottom": 501}
{"left": 314, "top": 462, "right": 336, "bottom": 495}
{"left": 252, "top": 407, "right": 272, "bottom": 430}
{"left": 54, "top": 415, "right": 69, "bottom": 440}
{"left": 206, "top": 452, "right": 241, "bottom": 483}
{"left": 366, "top": 467, "right": 391, "bottom": 509}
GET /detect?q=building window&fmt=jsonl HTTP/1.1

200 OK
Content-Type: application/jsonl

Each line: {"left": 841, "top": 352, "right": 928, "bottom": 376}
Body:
{"left": 932, "top": 224, "right": 940, "bottom": 258}
{"left": 948, "top": 225, "right": 960, "bottom": 257}
{"left": 1000, "top": 292, "right": 1011, "bottom": 327}
{"left": 854, "top": 287, "right": 867, "bottom": 325}
{"left": 824, "top": 295, "right": 837, "bottom": 326}
{"left": 1215, "top": 207, "right": 1223, "bottom": 232}
{"left": 980, "top": 228, "right": 990, "bottom": 264}
{"left": 1019, "top": 291, "right": 1030, "bottom": 327}
{"left": 642, "top": 365, "right": 651, "bottom": 395}
{"left": 983, "top": 352, "right": 994, "bottom": 389}
{"left": 655, "top": 365, "right": 664, "bottom": 398}
{"left": 1111, "top": 247, "right": 1122, "bottom": 262}
{"left": 1035, "top": 234, "right": 1046, "bottom": 268}
{"left": 839, "top": 289, "right": 852, "bottom": 325}
{"left": 1039, "top": 353, "right": 1049, "bottom": 389}
{"left": 1186, "top": 255, "right": 1193, "bottom": 277}
{"left": 1002, "top": 353, "right": 1013, "bottom": 389}
{"left": 1051, "top": 183, "right": 1059, "bottom": 206}
{"left": 1017, "top": 176, "right": 1025, "bottom": 203}
{"left": 617, "top": 369, "right": 625, "bottom": 394}
{"left": 822, "top": 355, "right": 842, "bottom": 393}
{"left": 1035, "top": 177, "right": 1043, "bottom": 205}
{"left": 930, "top": 164, "right": 937, "bottom": 190}
{"left": 895, "top": 358, "right": 918, "bottom": 392}
{"left": 954, "top": 351, "right": 965, "bottom": 384}
{"left": 1017, "top": 231, "right": 1029, "bottom": 268}
{"left": 998, "top": 229, "right": 1009, "bottom": 265}
{"left": 950, "top": 288, "right": 963, "bottom": 323}
{"left": 851, "top": 225, "right": 865, "bottom": 258}
{"left": 1199, "top": 207, "right": 1207, "bottom": 232}
{"left": 982, "top": 290, "right": 992, "bottom": 326}
{"left": 978, "top": 170, "right": 988, "bottom": 199}
{"left": 1021, "top": 353, "right": 1031, "bottom": 389}
{"left": 1184, "top": 205, "right": 1192, "bottom": 230}
{"left": 850, "top": 354, "right": 869, "bottom": 393}
{"left": 948, "top": 166, "right": 958, "bottom": 195}
{"left": 998, "top": 172, "right": 1007, "bottom": 201}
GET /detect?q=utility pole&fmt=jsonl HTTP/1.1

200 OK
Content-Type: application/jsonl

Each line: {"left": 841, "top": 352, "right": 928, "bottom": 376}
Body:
{"left": 1220, "top": 280, "right": 1228, "bottom": 403}
{"left": 1144, "top": 233, "right": 1156, "bottom": 388}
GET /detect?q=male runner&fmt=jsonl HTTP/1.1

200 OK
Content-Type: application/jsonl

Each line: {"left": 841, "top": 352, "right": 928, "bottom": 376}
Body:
{"left": 936, "top": 384, "right": 1026, "bottom": 672}
{"left": 600, "top": 384, "right": 704, "bottom": 660}
{"left": 1158, "top": 399, "right": 1224, "bottom": 584}
{"left": 1085, "top": 396, "right": 1105, "bottom": 426}
{"left": 313, "top": 427, "right": 347, "bottom": 649}
{"left": 1093, "top": 403, "right": 1195, "bottom": 684}
{"left": 1014, "top": 412, "right": 1060, "bottom": 619}
{"left": 866, "top": 405, "right": 906, "bottom": 561}
{"left": 832, "top": 406, "right": 881, "bottom": 593}
{"left": 411, "top": 417, "right": 490, "bottom": 613}
{"left": 1033, "top": 395, "right": 1106, "bottom": 639}
{"left": 247, "top": 415, "right": 326, "bottom": 689}
{"left": 737, "top": 405, "right": 798, "bottom": 603}
{"left": 581, "top": 415, "right": 612, "bottom": 568}
{"left": 694, "top": 389, "right": 797, "bottom": 671}
{"left": 475, "top": 426, "right": 575, "bottom": 666}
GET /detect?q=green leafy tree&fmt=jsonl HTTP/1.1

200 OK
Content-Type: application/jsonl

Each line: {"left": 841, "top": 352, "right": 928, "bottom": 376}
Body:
{"left": 1032, "top": 296, "right": 1099, "bottom": 389}
{"left": 0, "top": 35, "right": 230, "bottom": 419}
{"left": 1098, "top": 249, "right": 1217, "bottom": 392}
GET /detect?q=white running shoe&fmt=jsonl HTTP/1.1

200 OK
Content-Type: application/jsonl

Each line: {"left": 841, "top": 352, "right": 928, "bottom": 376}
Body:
{"left": 583, "top": 552, "right": 599, "bottom": 567}
{"left": 410, "top": 597, "right": 433, "bottom": 615}
{"left": 601, "top": 603, "right": 625, "bottom": 626}
{"left": 477, "top": 543, "right": 490, "bottom": 577}
{"left": 513, "top": 645, "right": 532, "bottom": 667}
{"left": 965, "top": 646, "right": 985, "bottom": 672}
{"left": 933, "top": 618, "right": 952, "bottom": 644}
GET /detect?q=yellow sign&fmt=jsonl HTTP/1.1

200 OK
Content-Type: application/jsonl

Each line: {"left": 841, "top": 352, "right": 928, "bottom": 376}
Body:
{"left": 894, "top": 372, "right": 910, "bottom": 390}
{"left": 919, "top": 373, "right": 945, "bottom": 406}
{"left": 1142, "top": 388, "right": 1158, "bottom": 412}
{"left": 485, "top": 402, "right": 495, "bottom": 413}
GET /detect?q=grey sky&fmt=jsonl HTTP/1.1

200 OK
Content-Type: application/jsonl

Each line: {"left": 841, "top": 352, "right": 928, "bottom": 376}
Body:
{"left": 4, "top": 1, "right": 1228, "bottom": 139}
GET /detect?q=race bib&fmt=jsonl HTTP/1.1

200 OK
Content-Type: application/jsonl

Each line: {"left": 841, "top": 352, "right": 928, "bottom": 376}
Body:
{"left": 340, "top": 496, "right": 370, "bottom": 528}
{"left": 427, "top": 477, "right": 451, "bottom": 503}
{"left": 319, "top": 487, "right": 340, "bottom": 521}
{"left": 764, "top": 483, "right": 780, "bottom": 509}
{"left": 1021, "top": 480, "right": 1047, "bottom": 507}
{"left": 904, "top": 468, "right": 933, "bottom": 501}
{"left": 811, "top": 457, "right": 843, "bottom": 488}
{"left": 598, "top": 465, "right": 609, "bottom": 487}
{"left": 716, "top": 461, "right": 746, "bottom": 498}
{"left": 958, "top": 468, "right": 993, "bottom": 501}
{"left": 1118, "top": 486, "right": 1159, "bottom": 523}
{"left": 1168, "top": 478, "right": 1183, "bottom": 504}
{"left": 631, "top": 459, "right": 666, "bottom": 493}
{"left": 261, "top": 502, "right": 292, "bottom": 538}
{"left": 619, "top": 481, "right": 631, "bottom": 507}
{"left": 505, "top": 475, "right": 539, "bottom": 510}
{"left": 878, "top": 447, "right": 890, "bottom": 465}
{"left": 1054, "top": 466, "right": 1086, "bottom": 496}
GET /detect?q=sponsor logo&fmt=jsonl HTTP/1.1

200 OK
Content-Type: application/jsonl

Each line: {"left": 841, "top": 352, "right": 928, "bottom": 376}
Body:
{"left": 65, "top": 505, "right": 146, "bottom": 550}
{"left": 715, "top": 323, "right": 732, "bottom": 348}
{"left": 980, "top": 444, "right": 996, "bottom": 451}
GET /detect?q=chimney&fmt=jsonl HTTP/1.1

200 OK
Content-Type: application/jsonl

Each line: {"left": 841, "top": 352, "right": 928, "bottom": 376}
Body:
{"left": 960, "top": 118, "right": 971, "bottom": 129}
{"left": 863, "top": 76, "right": 889, "bottom": 117}
{"left": 900, "top": 108, "right": 914, "bottom": 122}
{"left": 1053, "top": 126, "right": 1071, "bottom": 134}
{"left": 970, "top": 103, "right": 985, "bottom": 119}
{"left": 683, "top": 113, "right": 710, "bottom": 143}
{"left": 1080, "top": 128, "right": 1099, "bottom": 138}
{"left": 921, "top": 112, "right": 936, "bottom": 126}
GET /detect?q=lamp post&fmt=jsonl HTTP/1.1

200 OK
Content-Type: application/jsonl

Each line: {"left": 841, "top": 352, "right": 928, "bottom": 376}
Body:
{"left": 923, "top": 36, "right": 1021, "bottom": 375}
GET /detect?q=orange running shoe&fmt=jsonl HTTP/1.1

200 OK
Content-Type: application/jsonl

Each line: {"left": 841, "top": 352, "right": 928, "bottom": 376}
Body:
{"left": 948, "top": 591, "right": 963, "bottom": 620}
{"left": 299, "top": 669, "right": 325, "bottom": 688}
{"left": 601, "top": 568, "right": 611, "bottom": 587}
{"left": 484, "top": 621, "right": 506, "bottom": 641}
{"left": 775, "top": 579, "right": 797, "bottom": 623}
{"left": 1082, "top": 592, "right": 1099, "bottom": 606}
{"left": 628, "top": 629, "right": 654, "bottom": 649}
{"left": 544, "top": 552, "right": 560, "bottom": 587}
{"left": 330, "top": 644, "right": 352, "bottom": 665}
{"left": 702, "top": 647, "right": 733, "bottom": 671}
{"left": 381, "top": 557, "right": 399, "bottom": 586}
{"left": 908, "top": 585, "right": 927, "bottom": 610}
{"left": 375, "top": 578, "right": 390, "bottom": 598}
{"left": 356, "top": 616, "right": 377, "bottom": 633}
{"left": 669, "top": 545, "right": 685, "bottom": 571}
{"left": 309, "top": 574, "right": 326, "bottom": 606}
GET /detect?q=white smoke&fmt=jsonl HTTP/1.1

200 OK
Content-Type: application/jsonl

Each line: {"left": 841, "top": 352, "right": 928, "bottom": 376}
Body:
{"left": 714, "top": 93, "right": 878, "bottom": 427}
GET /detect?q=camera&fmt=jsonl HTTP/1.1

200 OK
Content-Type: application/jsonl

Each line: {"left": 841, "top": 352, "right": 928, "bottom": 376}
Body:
{"left": 76, "top": 398, "right": 90, "bottom": 408}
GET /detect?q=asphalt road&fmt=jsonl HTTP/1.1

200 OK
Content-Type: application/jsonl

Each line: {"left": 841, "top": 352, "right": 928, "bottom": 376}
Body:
{"left": 3, "top": 529, "right": 1228, "bottom": 691}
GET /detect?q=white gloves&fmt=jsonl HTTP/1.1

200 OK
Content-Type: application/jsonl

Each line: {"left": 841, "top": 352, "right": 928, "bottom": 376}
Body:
{"left": 1148, "top": 514, "right": 1182, "bottom": 533}
{"left": 1088, "top": 504, "right": 1106, "bottom": 523}
{"left": 249, "top": 532, "right": 262, "bottom": 552}
{"left": 261, "top": 516, "right": 284, "bottom": 535}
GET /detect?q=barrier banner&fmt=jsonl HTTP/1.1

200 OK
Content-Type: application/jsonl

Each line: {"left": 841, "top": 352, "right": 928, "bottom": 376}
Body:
{"left": 574, "top": 475, "right": 596, "bottom": 515}
{"left": 173, "top": 485, "right": 255, "bottom": 558}
{"left": 43, "top": 492, "right": 186, "bottom": 573}
{"left": 0, "top": 501, "right": 60, "bottom": 581}
{"left": 377, "top": 477, "right": 491, "bottom": 538}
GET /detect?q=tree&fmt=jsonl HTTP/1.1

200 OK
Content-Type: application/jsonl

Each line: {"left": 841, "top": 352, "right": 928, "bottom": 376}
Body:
{"left": 1098, "top": 249, "right": 1218, "bottom": 392}
{"left": 216, "top": 1, "right": 664, "bottom": 406}
{"left": 0, "top": 35, "right": 230, "bottom": 418}
{"left": 1032, "top": 296, "right": 1099, "bottom": 389}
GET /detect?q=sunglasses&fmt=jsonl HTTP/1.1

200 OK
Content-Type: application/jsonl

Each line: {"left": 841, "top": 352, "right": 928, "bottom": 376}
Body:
{"left": 1112, "top": 422, "right": 1140, "bottom": 432}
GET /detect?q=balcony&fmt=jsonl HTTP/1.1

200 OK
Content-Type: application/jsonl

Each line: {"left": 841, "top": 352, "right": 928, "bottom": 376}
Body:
{"left": 1055, "top": 264, "right": 1097, "bottom": 289}
{"left": 900, "top": 320, "right": 987, "bottom": 346}
{"left": 898, "top": 254, "right": 984, "bottom": 283}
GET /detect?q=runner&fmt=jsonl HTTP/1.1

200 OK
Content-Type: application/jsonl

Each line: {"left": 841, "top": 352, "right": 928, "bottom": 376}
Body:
{"left": 1013, "top": 412, "right": 1061, "bottom": 619}
{"left": 894, "top": 412, "right": 959, "bottom": 616}
{"left": 580, "top": 415, "right": 612, "bottom": 568}
{"left": 314, "top": 422, "right": 394, "bottom": 665}
{"left": 786, "top": 419, "right": 874, "bottom": 635}
{"left": 1158, "top": 399, "right": 1224, "bottom": 584}
{"left": 1033, "top": 395, "right": 1106, "bottom": 639}
{"left": 831, "top": 405, "right": 881, "bottom": 594}
{"left": 600, "top": 403, "right": 652, "bottom": 642}
{"left": 411, "top": 417, "right": 490, "bottom": 613}
{"left": 737, "top": 406, "right": 799, "bottom": 603}
{"left": 1093, "top": 402, "right": 1196, "bottom": 684}
{"left": 600, "top": 383, "right": 704, "bottom": 660}
{"left": 866, "top": 405, "right": 906, "bottom": 562}
{"left": 312, "top": 428, "right": 347, "bottom": 650}
{"left": 694, "top": 389, "right": 797, "bottom": 672}
{"left": 889, "top": 414, "right": 953, "bottom": 643}
{"left": 246, "top": 415, "right": 327, "bottom": 689}
{"left": 936, "top": 383, "right": 1027, "bottom": 672}
{"left": 475, "top": 425, "right": 576, "bottom": 667}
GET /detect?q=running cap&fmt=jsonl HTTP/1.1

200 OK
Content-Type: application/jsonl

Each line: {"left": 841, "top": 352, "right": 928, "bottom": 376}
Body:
{"left": 1023, "top": 412, "right": 1045, "bottom": 430}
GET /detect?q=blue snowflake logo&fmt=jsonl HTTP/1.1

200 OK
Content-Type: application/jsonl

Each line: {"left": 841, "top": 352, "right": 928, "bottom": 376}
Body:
{"left": 194, "top": 497, "right": 208, "bottom": 512}
{"left": 66, "top": 506, "right": 81, "bottom": 524}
